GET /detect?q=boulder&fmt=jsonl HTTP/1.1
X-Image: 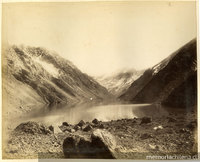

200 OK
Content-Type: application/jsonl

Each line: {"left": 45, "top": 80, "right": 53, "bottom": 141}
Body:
{"left": 92, "top": 118, "right": 99, "bottom": 125}
{"left": 91, "top": 129, "right": 116, "bottom": 158}
{"left": 48, "top": 125, "right": 54, "bottom": 133}
{"left": 14, "top": 121, "right": 51, "bottom": 135}
{"left": 140, "top": 117, "right": 152, "bottom": 124}
{"left": 74, "top": 125, "right": 81, "bottom": 131}
{"left": 63, "top": 129, "right": 116, "bottom": 159}
{"left": 99, "top": 124, "right": 104, "bottom": 129}
{"left": 83, "top": 125, "right": 93, "bottom": 132}
{"left": 62, "top": 122, "right": 69, "bottom": 126}
{"left": 63, "top": 136, "right": 82, "bottom": 158}
{"left": 77, "top": 120, "right": 86, "bottom": 127}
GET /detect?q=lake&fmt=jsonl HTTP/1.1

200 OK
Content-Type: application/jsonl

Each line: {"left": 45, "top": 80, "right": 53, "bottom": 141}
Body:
{"left": 15, "top": 103, "right": 174, "bottom": 128}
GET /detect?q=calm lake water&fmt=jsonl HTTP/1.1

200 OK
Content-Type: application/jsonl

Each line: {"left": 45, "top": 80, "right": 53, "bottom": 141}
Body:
{"left": 16, "top": 103, "right": 172, "bottom": 128}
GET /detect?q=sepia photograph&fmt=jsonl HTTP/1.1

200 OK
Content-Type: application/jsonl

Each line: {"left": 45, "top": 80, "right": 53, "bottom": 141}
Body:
{"left": 1, "top": 1, "right": 198, "bottom": 160}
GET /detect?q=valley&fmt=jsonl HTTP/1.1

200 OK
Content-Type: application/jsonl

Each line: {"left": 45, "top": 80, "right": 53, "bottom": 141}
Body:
{"left": 2, "top": 39, "right": 198, "bottom": 159}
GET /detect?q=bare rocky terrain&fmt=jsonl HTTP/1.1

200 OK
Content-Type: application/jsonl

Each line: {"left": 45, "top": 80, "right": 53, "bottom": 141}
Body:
{"left": 4, "top": 108, "right": 197, "bottom": 159}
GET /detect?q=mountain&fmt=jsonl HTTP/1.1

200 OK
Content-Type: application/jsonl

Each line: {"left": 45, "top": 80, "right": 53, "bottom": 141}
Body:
{"left": 119, "top": 39, "right": 197, "bottom": 108}
{"left": 2, "top": 45, "right": 111, "bottom": 115}
{"left": 96, "top": 69, "right": 143, "bottom": 96}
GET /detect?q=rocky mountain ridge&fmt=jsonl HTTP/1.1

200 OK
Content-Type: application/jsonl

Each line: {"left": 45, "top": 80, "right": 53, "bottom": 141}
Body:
{"left": 120, "top": 39, "right": 197, "bottom": 108}
{"left": 96, "top": 69, "right": 143, "bottom": 96}
{"left": 2, "top": 45, "right": 111, "bottom": 115}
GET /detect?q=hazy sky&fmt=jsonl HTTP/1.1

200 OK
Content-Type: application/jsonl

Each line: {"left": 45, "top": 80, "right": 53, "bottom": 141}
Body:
{"left": 2, "top": 2, "right": 197, "bottom": 76}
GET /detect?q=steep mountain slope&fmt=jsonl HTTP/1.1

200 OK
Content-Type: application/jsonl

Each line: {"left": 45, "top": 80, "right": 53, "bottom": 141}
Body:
{"left": 120, "top": 39, "right": 197, "bottom": 108}
{"left": 2, "top": 45, "right": 111, "bottom": 115}
{"left": 96, "top": 69, "right": 143, "bottom": 96}
{"left": 162, "top": 72, "right": 197, "bottom": 108}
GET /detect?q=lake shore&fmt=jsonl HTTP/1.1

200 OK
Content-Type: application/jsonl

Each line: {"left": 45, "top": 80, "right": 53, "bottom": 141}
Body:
{"left": 3, "top": 108, "right": 197, "bottom": 159}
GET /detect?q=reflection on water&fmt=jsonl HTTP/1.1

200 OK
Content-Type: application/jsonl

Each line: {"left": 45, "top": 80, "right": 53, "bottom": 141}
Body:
{"left": 14, "top": 104, "right": 170, "bottom": 128}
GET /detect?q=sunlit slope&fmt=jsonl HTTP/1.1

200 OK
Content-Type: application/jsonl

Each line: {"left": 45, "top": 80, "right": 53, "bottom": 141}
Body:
{"left": 2, "top": 45, "right": 111, "bottom": 114}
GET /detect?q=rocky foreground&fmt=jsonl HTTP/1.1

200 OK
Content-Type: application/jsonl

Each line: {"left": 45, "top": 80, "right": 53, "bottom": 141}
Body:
{"left": 3, "top": 112, "right": 197, "bottom": 159}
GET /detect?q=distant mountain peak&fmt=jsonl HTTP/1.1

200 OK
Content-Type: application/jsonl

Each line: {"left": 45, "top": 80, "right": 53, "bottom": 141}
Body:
{"left": 96, "top": 69, "right": 143, "bottom": 96}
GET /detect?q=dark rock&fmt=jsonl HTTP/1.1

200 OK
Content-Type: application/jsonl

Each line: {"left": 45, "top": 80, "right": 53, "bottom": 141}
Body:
{"left": 140, "top": 117, "right": 152, "bottom": 124}
{"left": 92, "top": 118, "right": 100, "bottom": 125}
{"left": 77, "top": 120, "right": 86, "bottom": 127}
{"left": 91, "top": 129, "right": 116, "bottom": 158}
{"left": 15, "top": 121, "right": 51, "bottom": 135}
{"left": 83, "top": 125, "right": 93, "bottom": 132}
{"left": 62, "top": 122, "right": 69, "bottom": 126}
{"left": 74, "top": 125, "right": 81, "bottom": 131}
{"left": 48, "top": 125, "right": 54, "bottom": 133}
{"left": 63, "top": 136, "right": 81, "bottom": 158}
{"left": 99, "top": 124, "right": 104, "bottom": 129}
{"left": 140, "top": 133, "right": 153, "bottom": 140}
{"left": 77, "top": 137, "right": 94, "bottom": 157}
{"left": 63, "top": 129, "right": 116, "bottom": 159}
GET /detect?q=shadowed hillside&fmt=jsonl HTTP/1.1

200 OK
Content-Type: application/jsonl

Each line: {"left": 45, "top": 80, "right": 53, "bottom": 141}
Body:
{"left": 120, "top": 39, "right": 197, "bottom": 108}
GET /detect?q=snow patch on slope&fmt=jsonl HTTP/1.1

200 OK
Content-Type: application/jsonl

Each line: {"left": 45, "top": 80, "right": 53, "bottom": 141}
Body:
{"left": 96, "top": 70, "right": 143, "bottom": 96}
{"left": 152, "top": 63, "right": 162, "bottom": 75}
{"left": 33, "top": 56, "right": 59, "bottom": 77}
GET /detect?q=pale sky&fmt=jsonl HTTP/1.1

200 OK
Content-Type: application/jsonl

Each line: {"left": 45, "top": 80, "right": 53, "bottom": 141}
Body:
{"left": 2, "top": 1, "right": 197, "bottom": 76}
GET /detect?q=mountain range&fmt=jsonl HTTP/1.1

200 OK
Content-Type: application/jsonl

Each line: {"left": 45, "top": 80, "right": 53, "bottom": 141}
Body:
{"left": 96, "top": 69, "right": 143, "bottom": 97}
{"left": 2, "top": 38, "right": 197, "bottom": 118}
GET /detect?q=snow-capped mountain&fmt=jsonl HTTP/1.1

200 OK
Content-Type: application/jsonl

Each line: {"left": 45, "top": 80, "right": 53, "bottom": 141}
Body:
{"left": 96, "top": 69, "right": 143, "bottom": 96}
